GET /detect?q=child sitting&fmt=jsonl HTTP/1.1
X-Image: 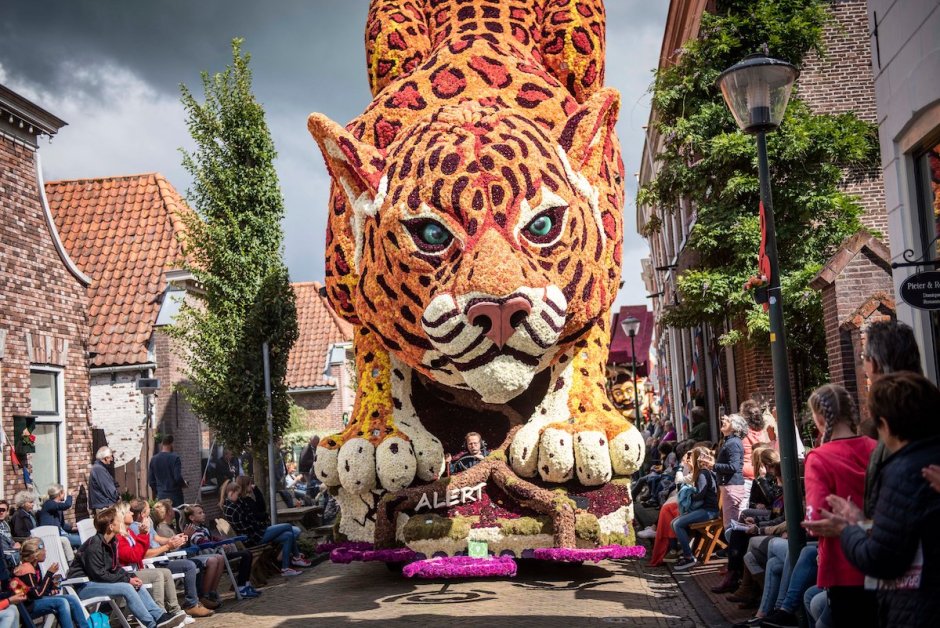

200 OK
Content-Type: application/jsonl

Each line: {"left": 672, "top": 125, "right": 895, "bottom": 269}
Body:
{"left": 13, "top": 538, "right": 87, "bottom": 628}
{"left": 181, "top": 504, "right": 259, "bottom": 600}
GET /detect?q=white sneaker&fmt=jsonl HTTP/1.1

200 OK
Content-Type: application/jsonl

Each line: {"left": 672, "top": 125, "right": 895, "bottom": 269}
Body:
{"left": 281, "top": 567, "right": 302, "bottom": 577}
{"left": 637, "top": 525, "right": 657, "bottom": 539}
{"left": 182, "top": 618, "right": 196, "bottom": 625}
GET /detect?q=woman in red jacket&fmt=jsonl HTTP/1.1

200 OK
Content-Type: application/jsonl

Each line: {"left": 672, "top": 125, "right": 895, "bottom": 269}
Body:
{"left": 113, "top": 502, "right": 184, "bottom": 619}
{"left": 803, "top": 384, "right": 877, "bottom": 627}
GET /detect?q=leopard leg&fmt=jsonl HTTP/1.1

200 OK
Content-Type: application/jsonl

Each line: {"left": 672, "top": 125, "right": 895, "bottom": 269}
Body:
{"left": 365, "top": 0, "right": 431, "bottom": 96}
{"left": 538, "top": 0, "right": 607, "bottom": 103}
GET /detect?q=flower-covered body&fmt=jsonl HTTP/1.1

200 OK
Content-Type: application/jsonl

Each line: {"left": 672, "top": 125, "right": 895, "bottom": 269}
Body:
{"left": 308, "top": 0, "right": 645, "bottom": 553}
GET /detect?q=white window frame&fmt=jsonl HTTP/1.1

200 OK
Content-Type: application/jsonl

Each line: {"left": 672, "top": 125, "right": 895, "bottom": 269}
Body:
{"left": 29, "top": 365, "right": 68, "bottom": 492}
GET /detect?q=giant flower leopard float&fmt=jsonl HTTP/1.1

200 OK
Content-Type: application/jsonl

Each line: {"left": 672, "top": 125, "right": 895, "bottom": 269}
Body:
{"left": 308, "top": 0, "right": 645, "bottom": 562}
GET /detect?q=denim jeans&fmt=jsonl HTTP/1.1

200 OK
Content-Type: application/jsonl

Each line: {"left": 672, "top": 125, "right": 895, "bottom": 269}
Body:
{"left": 77, "top": 581, "right": 164, "bottom": 628}
{"left": 775, "top": 542, "right": 818, "bottom": 612}
{"left": 63, "top": 531, "right": 83, "bottom": 549}
{"left": 0, "top": 605, "right": 17, "bottom": 628}
{"left": 804, "top": 585, "right": 832, "bottom": 628}
{"left": 759, "top": 537, "right": 789, "bottom": 615}
{"left": 671, "top": 509, "right": 719, "bottom": 557}
{"left": 164, "top": 559, "right": 200, "bottom": 608}
{"left": 31, "top": 595, "right": 90, "bottom": 628}
{"left": 261, "top": 523, "right": 299, "bottom": 568}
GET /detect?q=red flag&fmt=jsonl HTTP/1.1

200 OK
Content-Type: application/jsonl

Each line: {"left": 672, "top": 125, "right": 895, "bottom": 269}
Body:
{"left": 758, "top": 201, "right": 771, "bottom": 312}
{"left": 9, "top": 445, "right": 21, "bottom": 469}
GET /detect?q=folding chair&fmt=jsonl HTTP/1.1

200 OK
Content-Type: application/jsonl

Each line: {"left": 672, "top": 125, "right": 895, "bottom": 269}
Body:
{"left": 61, "top": 578, "right": 145, "bottom": 628}
{"left": 689, "top": 493, "right": 727, "bottom": 564}
{"left": 77, "top": 519, "right": 95, "bottom": 544}
{"left": 214, "top": 518, "right": 274, "bottom": 595}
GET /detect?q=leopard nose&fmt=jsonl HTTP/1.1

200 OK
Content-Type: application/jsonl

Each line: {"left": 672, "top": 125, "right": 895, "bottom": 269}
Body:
{"left": 466, "top": 296, "right": 532, "bottom": 349}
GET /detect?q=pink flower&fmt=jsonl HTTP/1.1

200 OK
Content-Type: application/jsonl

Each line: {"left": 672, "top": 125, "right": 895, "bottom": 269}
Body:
{"left": 403, "top": 555, "right": 518, "bottom": 579}
{"left": 532, "top": 545, "right": 647, "bottom": 563}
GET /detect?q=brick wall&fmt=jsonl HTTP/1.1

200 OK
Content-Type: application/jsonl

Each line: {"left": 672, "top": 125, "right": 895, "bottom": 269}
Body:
{"left": 89, "top": 372, "right": 146, "bottom": 467}
{"left": 798, "top": 0, "right": 887, "bottom": 240}
{"left": 289, "top": 363, "right": 353, "bottom": 434}
{"left": 0, "top": 130, "right": 93, "bottom": 500}
{"left": 153, "top": 328, "right": 205, "bottom": 505}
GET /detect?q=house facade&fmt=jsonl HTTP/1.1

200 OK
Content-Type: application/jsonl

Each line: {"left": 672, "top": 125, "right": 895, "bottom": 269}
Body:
{"left": 286, "top": 282, "right": 354, "bottom": 434}
{"left": 865, "top": 0, "right": 940, "bottom": 383}
{"left": 0, "top": 85, "right": 94, "bottom": 500}
{"left": 46, "top": 173, "right": 206, "bottom": 501}
{"left": 638, "top": 0, "right": 889, "bottom": 434}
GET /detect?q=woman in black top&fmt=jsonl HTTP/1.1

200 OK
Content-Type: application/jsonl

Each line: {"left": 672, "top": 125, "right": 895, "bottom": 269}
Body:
{"left": 714, "top": 414, "right": 748, "bottom": 531}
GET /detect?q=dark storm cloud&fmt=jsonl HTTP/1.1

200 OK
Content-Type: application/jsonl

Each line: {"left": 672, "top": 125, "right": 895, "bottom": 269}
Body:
{"left": 0, "top": 0, "right": 668, "bottom": 306}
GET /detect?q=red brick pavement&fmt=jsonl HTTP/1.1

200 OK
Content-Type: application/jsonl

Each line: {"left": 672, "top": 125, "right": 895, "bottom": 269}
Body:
{"left": 192, "top": 557, "right": 711, "bottom": 627}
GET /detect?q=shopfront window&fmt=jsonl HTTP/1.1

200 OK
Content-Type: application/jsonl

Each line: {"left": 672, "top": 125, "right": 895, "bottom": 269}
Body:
{"left": 915, "top": 139, "right": 940, "bottom": 371}
{"left": 29, "top": 368, "right": 64, "bottom": 489}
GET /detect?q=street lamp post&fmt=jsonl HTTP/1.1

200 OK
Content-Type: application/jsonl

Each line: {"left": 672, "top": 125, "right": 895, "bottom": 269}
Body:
{"left": 718, "top": 53, "right": 804, "bottom": 566}
{"left": 621, "top": 315, "right": 642, "bottom": 424}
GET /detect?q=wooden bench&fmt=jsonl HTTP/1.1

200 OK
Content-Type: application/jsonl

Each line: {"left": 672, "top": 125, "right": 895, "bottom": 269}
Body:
{"left": 276, "top": 505, "right": 322, "bottom": 530}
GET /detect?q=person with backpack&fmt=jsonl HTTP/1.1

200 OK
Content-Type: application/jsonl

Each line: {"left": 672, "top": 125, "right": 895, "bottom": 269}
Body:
{"left": 12, "top": 537, "right": 88, "bottom": 628}
{"left": 672, "top": 446, "right": 719, "bottom": 570}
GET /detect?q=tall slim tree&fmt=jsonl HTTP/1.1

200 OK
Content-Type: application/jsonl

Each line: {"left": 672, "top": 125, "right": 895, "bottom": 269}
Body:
{"left": 172, "top": 39, "right": 298, "bottom": 461}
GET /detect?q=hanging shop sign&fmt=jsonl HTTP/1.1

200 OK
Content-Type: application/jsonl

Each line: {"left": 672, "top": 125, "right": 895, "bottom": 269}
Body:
{"left": 899, "top": 271, "right": 940, "bottom": 311}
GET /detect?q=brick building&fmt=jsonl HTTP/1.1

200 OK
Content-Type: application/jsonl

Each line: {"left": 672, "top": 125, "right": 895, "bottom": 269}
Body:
{"left": 0, "top": 85, "right": 94, "bottom": 499}
{"left": 286, "top": 282, "right": 354, "bottom": 434}
{"left": 638, "top": 0, "right": 888, "bottom": 434}
{"left": 46, "top": 173, "right": 206, "bottom": 501}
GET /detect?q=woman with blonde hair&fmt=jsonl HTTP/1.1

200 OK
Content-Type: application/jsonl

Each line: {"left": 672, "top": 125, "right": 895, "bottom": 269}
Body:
{"left": 13, "top": 537, "right": 88, "bottom": 628}
{"left": 671, "top": 446, "right": 719, "bottom": 571}
{"left": 112, "top": 502, "right": 184, "bottom": 619}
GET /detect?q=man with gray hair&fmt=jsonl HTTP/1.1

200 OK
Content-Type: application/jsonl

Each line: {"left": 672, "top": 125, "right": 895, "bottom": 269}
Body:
{"left": 88, "top": 446, "right": 119, "bottom": 513}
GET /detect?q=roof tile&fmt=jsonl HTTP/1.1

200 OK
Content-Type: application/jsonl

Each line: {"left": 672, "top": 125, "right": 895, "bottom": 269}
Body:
{"left": 286, "top": 282, "right": 354, "bottom": 390}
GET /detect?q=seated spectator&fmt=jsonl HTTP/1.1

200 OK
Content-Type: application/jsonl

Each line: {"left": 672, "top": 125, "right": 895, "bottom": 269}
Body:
{"left": 805, "top": 372, "right": 940, "bottom": 628}
{"left": 180, "top": 504, "right": 258, "bottom": 600}
{"left": 113, "top": 502, "right": 190, "bottom": 619}
{"left": 0, "top": 539, "right": 26, "bottom": 628}
{"left": 633, "top": 441, "right": 676, "bottom": 507}
{"left": 221, "top": 480, "right": 310, "bottom": 577}
{"left": 151, "top": 500, "right": 179, "bottom": 539}
{"left": 660, "top": 421, "right": 677, "bottom": 443}
{"left": 0, "top": 501, "right": 20, "bottom": 567}
{"left": 10, "top": 492, "right": 36, "bottom": 539}
{"left": 12, "top": 537, "right": 88, "bottom": 628}
{"left": 644, "top": 449, "right": 695, "bottom": 564}
{"left": 792, "top": 383, "right": 876, "bottom": 628}
{"left": 671, "top": 446, "right": 719, "bottom": 570}
{"left": 67, "top": 507, "right": 186, "bottom": 628}
{"left": 446, "top": 432, "right": 488, "bottom": 474}
{"left": 40, "top": 484, "right": 81, "bottom": 549}
{"left": 127, "top": 499, "right": 213, "bottom": 618}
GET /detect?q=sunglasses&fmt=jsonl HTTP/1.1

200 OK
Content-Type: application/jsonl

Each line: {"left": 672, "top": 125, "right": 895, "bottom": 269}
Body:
{"left": 0, "top": 508, "right": 7, "bottom": 513}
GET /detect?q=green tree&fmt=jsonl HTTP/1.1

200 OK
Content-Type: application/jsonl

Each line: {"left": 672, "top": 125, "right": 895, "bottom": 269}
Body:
{"left": 638, "top": 0, "right": 880, "bottom": 398}
{"left": 172, "top": 39, "right": 298, "bottom": 458}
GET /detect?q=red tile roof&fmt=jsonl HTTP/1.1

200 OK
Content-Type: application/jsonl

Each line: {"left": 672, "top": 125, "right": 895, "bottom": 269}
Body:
{"left": 46, "top": 173, "right": 189, "bottom": 367}
{"left": 287, "top": 282, "right": 354, "bottom": 389}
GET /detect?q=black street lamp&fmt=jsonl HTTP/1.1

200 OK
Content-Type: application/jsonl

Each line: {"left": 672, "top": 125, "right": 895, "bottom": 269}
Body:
{"left": 717, "top": 53, "right": 804, "bottom": 565}
{"left": 621, "top": 315, "right": 642, "bottom": 424}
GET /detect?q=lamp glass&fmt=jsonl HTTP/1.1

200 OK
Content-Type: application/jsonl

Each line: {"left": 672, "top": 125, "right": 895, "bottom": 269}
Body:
{"left": 620, "top": 315, "right": 640, "bottom": 338}
{"left": 718, "top": 56, "right": 798, "bottom": 134}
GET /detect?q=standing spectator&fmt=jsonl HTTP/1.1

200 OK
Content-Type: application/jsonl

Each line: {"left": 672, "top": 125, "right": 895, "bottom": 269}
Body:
{"left": 715, "top": 414, "right": 748, "bottom": 531}
{"left": 149, "top": 436, "right": 187, "bottom": 507}
{"left": 688, "top": 407, "right": 710, "bottom": 442}
{"left": 805, "top": 372, "right": 940, "bottom": 627}
{"left": 739, "top": 400, "right": 768, "bottom": 496}
{"left": 88, "top": 447, "right": 119, "bottom": 513}
{"left": 859, "top": 320, "right": 923, "bottom": 517}
{"left": 10, "top": 492, "right": 36, "bottom": 539}
{"left": 214, "top": 450, "right": 242, "bottom": 487}
{"left": 299, "top": 436, "right": 320, "bottom": 501}
{"left": 40, "top": 485, "right": 81, "bottom": 549}
{"left": 672, "top": 446, "right": 719, "bottom": 570}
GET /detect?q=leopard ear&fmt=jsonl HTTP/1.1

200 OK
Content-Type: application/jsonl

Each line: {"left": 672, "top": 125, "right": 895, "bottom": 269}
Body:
{"left": 308, "top": 113, "right": 387, "bottom": 209}
{"left": 556, "top": 87, "right": 620, "bottom": 180}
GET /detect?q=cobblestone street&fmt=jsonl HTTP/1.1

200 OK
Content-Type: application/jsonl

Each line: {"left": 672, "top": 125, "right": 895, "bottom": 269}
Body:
{"left": 195, "top": 558, "right": 709, "bottom": 628}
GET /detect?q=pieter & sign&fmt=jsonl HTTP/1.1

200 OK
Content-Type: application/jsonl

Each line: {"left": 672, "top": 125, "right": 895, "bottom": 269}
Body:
{"left": 899, "top": 270, "right": 940, "bottom": 311}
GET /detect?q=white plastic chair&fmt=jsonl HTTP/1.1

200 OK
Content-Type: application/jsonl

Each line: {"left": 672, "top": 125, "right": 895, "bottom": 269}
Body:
{"left": 31, "top": 526, "right": 70, "bottom": 575}
{"left": 77, "top": 518, "right": 96, "bottom": 543}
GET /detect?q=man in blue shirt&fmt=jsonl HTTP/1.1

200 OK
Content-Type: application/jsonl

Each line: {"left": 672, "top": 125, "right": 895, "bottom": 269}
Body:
{"left": 148, "top": 436, "right": 187, "bottom": 506}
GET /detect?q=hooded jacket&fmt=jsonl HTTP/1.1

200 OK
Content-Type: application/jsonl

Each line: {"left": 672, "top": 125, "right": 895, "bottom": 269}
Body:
{"left": 67, "top": 533, "right": 133, "bottom": 584}
{"left": 841, "top": 435, "right": 940, "bottom": 627}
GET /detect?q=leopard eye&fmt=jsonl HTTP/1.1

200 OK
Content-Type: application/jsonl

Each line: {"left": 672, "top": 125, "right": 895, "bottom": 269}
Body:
{"left": 403, "top": 218, "right": 454, "bottom": 253}
{"left": 521, "top": 206, "right": 566, "bottom": 245}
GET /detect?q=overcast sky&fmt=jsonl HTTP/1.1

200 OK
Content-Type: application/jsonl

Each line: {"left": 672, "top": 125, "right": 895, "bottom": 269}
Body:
{"left": 0, "top": 0, "right": 667, "bottom": 311}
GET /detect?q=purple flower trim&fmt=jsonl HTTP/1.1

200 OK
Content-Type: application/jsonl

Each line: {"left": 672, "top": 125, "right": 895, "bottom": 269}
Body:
{"left": 402, "top": 555, "right": 518, "bottom": 579}
{"left": 317, "top": 541, "right": 372, "bottom": 554}
{"left": 362, "top": 547, "right": 418, "bottom": 562}
{"left": 330, "top": 547, "right": 364, "bottom": 564}
{"left": 532, "top": 545, "right": 647, "bottom": 563}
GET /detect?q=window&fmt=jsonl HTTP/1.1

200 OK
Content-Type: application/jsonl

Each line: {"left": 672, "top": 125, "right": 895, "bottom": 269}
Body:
{"left": 29, "top": 368, "right": 65, "bottom": 490}
{"left": 914, "top": 139, "right": 940, "bottom": 372}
